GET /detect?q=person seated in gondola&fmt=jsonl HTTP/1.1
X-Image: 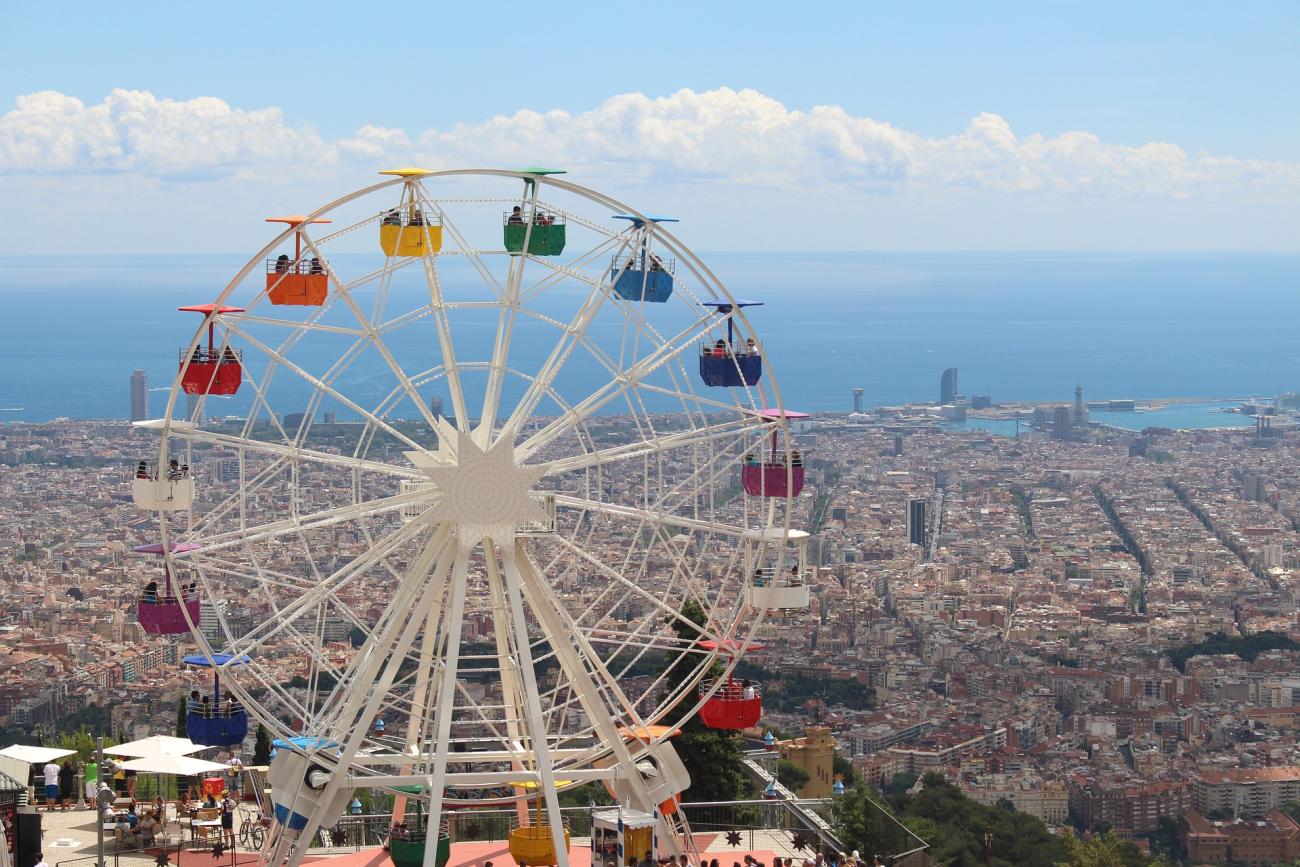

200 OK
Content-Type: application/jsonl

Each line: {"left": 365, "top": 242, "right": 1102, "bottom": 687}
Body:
{"left": 788, "top": 565, "right": 802, "bottom": 586}
{"left": 187, "top": 689, "right": 201, "bottom": 715}
{"left": 274, "top": 254, "right": 290, "bottom": 274}
{"left": 507, "top": 206, "right": 524, "bottom": 225}
{"left": 180, "top": 463, "right": 190, "bottom": 478}
{"left": 191, "top": 346, "right": 204, "bottom": 363}
{"left": 790, "top": 449, "right": 802, "bottom": 467}
{"left": 408, "top": 209, "right": 425, "bottom": 227}
{"left": 753, "top": 567, "right": 767, "bottom": 586}
{"left": 744, "top": 451, "right": 758, "bottom": 465}
{"left": 745, "top": 337, "right": 758, "bottom": 356}
{"left": 185, "top": 580, "right": 198, "bottom": 601}
{"left": 167, "top": 459, "right": 182, "bottom": 480}
{"left": 142, "top": 580, "right": 158, "bottom": 604}
{"left": 382, "top": 209, "right": 401, "bottom": 226}
{"left": 136, "top": 461, "right": 150, "bottom": 480}
{"left": 648, "top": 254, "right": 664, "bottom": 272}
{"left": 221, "top": 345, "right": 238, "bottom": 363}
{"left": 310, "top": 257, "right": 323, "bottom": 274}
{"left": 200, "top": 695, "right": 212, "bottom": 718}
{"left": 712, "top": 339, "right": 728, "bottom": 358}
{"left": 742, "top": 679, "right": 755, "bottom": 701}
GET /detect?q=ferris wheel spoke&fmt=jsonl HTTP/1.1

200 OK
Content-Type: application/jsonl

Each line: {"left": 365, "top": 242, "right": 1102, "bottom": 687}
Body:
{"left": 222, "top": 516, "right": 434, "bottom": 658}
{"left": 554, "top": 494, "right": 749, "bottom": 541}
{"left": 420, "top": 188, "right": 504, "bottom": 298}
{"left": 220, "top": 320, "right": 430, "bottom": 454}
{"left": 545, "top": 415, "right": 766, "bottom": 477}
{"left": 545, "top": 533, "right": 728, "bottom": 646}
{"left": 187, "top": 487, "right": 429, "bottom": 555}
{"left": 298, "top": 234, "right": 441, "bottom": 433}
{"left": 516, "top": 310, "right": 715, "bottom": 460}
{"left": 419, "top": 251, "right": 472, "bottom": 429}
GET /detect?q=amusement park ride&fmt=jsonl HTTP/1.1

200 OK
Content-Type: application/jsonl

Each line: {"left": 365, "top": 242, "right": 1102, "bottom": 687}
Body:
{"left": 129, "top": 169, "right": 813, "bottom": 867}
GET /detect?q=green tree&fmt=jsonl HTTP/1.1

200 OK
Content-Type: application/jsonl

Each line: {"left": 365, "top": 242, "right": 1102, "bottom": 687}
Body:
{"left": 832, "top": 753, "right": 859, "bottom": 787}
{"left": 176, "top": 695, "right": 188, "bottom": 738}
{"left": 661, "top": 599, "right": 748, "bottom": 802}
{"left": 253, "top": 723, "right": 272, "bottom": 766}
{"left": 777, "top": 759, "right": 811, "bottom": 793}
{"left": 1059, "top": 830, "right": 1150, "bottom": 867}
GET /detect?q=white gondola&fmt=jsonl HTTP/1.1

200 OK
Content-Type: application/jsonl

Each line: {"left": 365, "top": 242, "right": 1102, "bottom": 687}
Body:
{"left": 743, "top": 527, "right": 812, "bottom": 610}
{"left": 132, "top": 470, "right": 195, "bottom": 511}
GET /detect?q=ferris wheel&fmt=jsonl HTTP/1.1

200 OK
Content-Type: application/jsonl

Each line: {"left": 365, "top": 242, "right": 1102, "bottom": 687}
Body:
{"left": 131, "top": 168, "right": 812, "bottom": 867}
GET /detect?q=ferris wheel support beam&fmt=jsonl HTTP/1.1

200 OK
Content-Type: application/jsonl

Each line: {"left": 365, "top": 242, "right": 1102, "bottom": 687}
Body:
{"left": 285, "top": 526, "right": 454, "bottom": 867}
{"left": 483, "top": 544, "right": 531, "bottom": 826}
{"left": 498, "top": 538, "right": 571, "bottom": 867}
{"left": 420, "top": 541, "right": 472, "bottom": 867}
{"left": 510, "top": 546, "right": 694, "bottom": 861}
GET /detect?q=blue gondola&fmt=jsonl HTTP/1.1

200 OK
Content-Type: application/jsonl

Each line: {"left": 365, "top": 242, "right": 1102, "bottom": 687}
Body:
{"left": 699, "top": 299, "right": 764, "bottom": 387}
{"left": 184, "top": 653, "right": 251, "bottom": 747}
{"left": 610, "top": 214, "right": 678, "bottom": 302}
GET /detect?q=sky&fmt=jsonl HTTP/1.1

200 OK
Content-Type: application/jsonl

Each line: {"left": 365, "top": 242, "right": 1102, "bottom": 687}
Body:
{"left": 0, "top": 0, "right": 1297, "bottom": 253}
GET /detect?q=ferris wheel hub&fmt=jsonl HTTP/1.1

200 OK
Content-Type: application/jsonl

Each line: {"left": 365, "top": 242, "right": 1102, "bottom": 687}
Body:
{"left": 419, "top": 431, "right": 549, "bottom": 544}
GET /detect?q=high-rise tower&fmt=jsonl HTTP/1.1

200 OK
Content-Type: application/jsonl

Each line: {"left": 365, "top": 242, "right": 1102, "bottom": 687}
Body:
{"left": 940, "top": 368, "right": 958, "bottom": 404}
{"left": 907, "top": 498, "right": 927, "bottom": 547}
{"left": 851, "top": 388, "right": 864, "bottom": 414}
{"left": 129, "top": 369, "right": 149, "bottom": 422}
{"left": 1074, "top": 384, "right": 1087, "bottom": 423}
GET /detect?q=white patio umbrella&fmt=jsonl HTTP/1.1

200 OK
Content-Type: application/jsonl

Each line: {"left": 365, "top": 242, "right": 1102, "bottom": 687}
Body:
{"left": 0, "top": 745, "right": 76, "bottom": 764}
{"left": 104, "top": 736, "right": 208, "bottom": 758}
{"left": 120, "top": 755, "right": 228, "bottom": 775}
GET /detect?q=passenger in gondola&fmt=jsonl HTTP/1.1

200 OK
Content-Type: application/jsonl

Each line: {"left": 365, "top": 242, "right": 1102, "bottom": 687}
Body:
{"left": 742, "top": 679, "right": 755, "bottom": 701}
{"left": 200, "top": 695, "right": 211, "bottom": 718}
{"left": 142, "top": 580, "right": 158, "bottom": 604}
{"left": 136, "top": 461, "right": 149, "bottom": 480}
{"left": 746, "top": 337, "right": 758, "bottom": 356}
{"left": 168, "top": 459, "right": 182, "bottom": 480}
{"left": 712, "top": 339, "right": 728, "bottom": 358}
{"left": 790, "top": 449, "right": 803, "bottom": 467}
{"left": 648, "top": 254, "right": 664, "bottom": 272}
{"left": 186, "top": 580, "right": 198, "bottom": 601}
{"left": 274, "top": 254, "right": 290, "bottom": 274}
{"left": 789, "top": 564, "right": 802, "bottom": 586}
{"left": 408, "top": 209, "right": 425, "bottom": 227}
{"left": 744, "top": 451, "right": 758, "bottom": 465}
{"left": 180, "top": 464, "right": 190, "bottom": 478}
{"left": 191, "top": 346, "right": 204, "bottom": 364}
{"left": 188, "top": 689, "right": 201, "bottom": 714}
{"left": 381, "top": 209, "right": 401, "bottom": 226}
{"left": 221, "top": 345, "right": 238, "bottom": 363}
{"left": 310, "top": 257, "right": 323, "bottom": 275}
{"left": 507, "top": 206, "right": 524, "bottom": 225}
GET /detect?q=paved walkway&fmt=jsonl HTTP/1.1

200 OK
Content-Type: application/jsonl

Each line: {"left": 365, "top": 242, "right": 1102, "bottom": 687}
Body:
{"left": 33, "top": 807, "right": 800, "bottom": 867}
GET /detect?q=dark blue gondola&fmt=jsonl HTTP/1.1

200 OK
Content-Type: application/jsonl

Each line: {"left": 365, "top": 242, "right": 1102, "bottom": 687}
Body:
{"left": 610, "top": 214, "right": 678, "bottom": 302}
{"left": 699, "top": 299, "right": 764, "bottom": 387}
{"left": 184, "top": 653, "right": 251, "bottom": 747}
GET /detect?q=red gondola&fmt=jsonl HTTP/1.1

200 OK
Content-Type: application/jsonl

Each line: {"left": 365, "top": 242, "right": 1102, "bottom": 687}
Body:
{"left": 742, "top": 408, "right": 810, "bottom": 498}
{"left": 178, "top": 304, "right": 244, "bottom": 395}
{"left": 698, "top": 677, "right": 762, "bottom": 730}
{"left": 265, "top": 216, "right": 331, "bottom": 306}
{"left": 133, "top": 542, "right": 202, "bottom": 636}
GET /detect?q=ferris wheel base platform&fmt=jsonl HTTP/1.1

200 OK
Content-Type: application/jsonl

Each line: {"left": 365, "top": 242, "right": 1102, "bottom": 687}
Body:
{"left": 298, "top": 836, "right": 778, "bottom": 867}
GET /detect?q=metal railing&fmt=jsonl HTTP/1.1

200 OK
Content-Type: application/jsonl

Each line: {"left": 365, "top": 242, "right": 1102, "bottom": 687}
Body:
{"left": 266, "top": 258, "right": 327, "bottom": 275}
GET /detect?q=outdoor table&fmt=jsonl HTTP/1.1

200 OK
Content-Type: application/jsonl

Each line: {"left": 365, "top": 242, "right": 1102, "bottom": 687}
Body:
{"left": 192, "top": 818, "right": 222, "bottom": 843}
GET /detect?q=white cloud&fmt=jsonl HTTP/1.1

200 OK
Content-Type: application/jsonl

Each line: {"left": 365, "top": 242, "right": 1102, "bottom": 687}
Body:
{"left": 3, "top": 86, "right": 1296, "bottom": 201}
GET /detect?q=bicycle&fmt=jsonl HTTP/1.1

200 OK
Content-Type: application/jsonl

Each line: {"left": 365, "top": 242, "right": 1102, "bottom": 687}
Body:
{"left": 237, "top": 805, "right": 268, "bottom": 849}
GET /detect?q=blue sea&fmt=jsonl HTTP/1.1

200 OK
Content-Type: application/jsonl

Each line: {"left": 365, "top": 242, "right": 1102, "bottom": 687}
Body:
{"left": 0, "top": 251, "right": 1296, "bottom": 424}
